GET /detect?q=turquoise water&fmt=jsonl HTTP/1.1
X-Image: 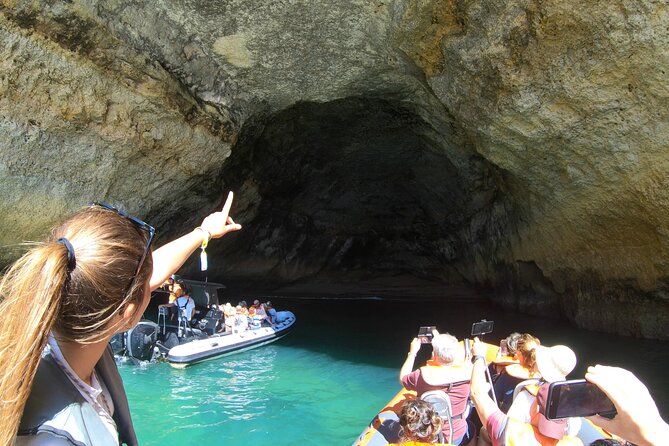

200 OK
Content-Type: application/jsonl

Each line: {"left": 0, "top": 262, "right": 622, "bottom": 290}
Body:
{"left": 120, "top": 296, "right": 669, "bottom": 445}
{"left": 120, "top": 341, "right": 397, "bottom": 445}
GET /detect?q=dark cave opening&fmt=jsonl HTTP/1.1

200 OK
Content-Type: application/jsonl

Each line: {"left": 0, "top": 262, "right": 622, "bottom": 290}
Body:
{"left": 209, "top": 97, "right": 509, "bottom": 292}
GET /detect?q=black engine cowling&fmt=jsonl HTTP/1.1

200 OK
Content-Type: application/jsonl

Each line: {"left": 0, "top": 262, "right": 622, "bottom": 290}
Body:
{"left": 126, "top": 320, "right": 158, "bottom": 361}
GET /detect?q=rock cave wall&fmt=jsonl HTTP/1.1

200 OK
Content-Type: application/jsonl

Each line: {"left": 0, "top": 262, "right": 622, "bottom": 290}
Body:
{"left": 0, "top": 0, "right": 667, "bottom": 338}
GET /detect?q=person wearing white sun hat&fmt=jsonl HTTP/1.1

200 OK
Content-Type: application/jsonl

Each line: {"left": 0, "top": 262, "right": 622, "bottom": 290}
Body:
{"left": 535, "top": 345, "right": 578, "bottom": 383}
{"left": 471, "top": 340, "right": 586, "bottom": 446}
{"left": 507, "top": 344, "right": 579, "bottom": 428}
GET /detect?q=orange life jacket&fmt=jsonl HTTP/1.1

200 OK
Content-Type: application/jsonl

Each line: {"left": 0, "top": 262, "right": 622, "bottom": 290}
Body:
{"left": 420, "top": 360, "right": 471, "bottom": 386}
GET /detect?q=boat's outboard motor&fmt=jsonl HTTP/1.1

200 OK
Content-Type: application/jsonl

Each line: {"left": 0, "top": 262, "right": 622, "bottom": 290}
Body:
{"left": 110, "top": 332, "right": 126, "bottom": 356}
{"left": 126, "top": 320, "right": 159, "bottom": 361}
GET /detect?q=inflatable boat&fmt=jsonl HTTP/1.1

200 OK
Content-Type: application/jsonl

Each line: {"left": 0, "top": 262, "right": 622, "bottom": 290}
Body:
{"left": 352, "top": 340, "right": 612, "bottom": 446}
{"left": 353, "top": 341, "right": 497, "bottom": 446}
{"left": 166, "top": 311, "right": 296, "bottom": 368}
{"left": 112, "top": 278, "right": 296, "bottom": 367}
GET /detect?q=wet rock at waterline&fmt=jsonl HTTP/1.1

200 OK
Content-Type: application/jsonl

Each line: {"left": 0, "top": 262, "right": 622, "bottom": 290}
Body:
{"left": 0, "top": 1, "right": 667, "bottom": 339}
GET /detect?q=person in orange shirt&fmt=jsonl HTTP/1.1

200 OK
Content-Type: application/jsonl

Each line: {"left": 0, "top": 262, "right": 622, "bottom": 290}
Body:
{"left": 248, "top": 299, "right": 260, "bottom": 315}
{"left": 158, "top": 277, "right": 185, "bottom": 322}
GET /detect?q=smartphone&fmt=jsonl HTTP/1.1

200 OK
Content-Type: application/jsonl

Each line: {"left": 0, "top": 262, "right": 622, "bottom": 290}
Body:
{"left": 471, "top": 320, "right": 494, "bottom": 337}
{"left": 545, "top": 379, "right": 617, "bottom": 420}
{"left": 499, "top": 339, "right": 509, "bottom": 357}
{"left": 418, "top": 326, "right": 436, "bottom": 344}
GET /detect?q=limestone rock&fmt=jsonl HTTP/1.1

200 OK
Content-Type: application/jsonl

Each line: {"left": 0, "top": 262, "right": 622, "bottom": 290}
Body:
{"left": 0, "top": 0, "right": 668, "bottom": 338}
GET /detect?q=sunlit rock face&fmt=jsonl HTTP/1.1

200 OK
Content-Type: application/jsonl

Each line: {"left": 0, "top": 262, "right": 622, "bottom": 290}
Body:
{"left": 0, "top": 1, "right": 667, "bottom": 338}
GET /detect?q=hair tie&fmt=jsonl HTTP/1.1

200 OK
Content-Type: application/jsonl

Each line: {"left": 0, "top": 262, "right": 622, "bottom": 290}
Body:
{"left": 56, "top": 237, "right": 76, "bottom": 272}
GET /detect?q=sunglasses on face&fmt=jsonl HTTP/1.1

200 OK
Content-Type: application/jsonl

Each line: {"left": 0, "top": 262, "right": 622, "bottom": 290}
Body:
{"left": 93, "top": 202, "right": 156, "bottom": 299}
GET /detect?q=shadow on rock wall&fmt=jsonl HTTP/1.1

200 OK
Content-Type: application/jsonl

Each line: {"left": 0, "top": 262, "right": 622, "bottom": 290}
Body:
{"left": 189, "top": 97, "right": 513, "bottom": 290}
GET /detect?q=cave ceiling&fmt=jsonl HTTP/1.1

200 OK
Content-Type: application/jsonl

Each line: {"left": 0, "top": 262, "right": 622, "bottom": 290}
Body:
{"left": 1, "top": 0, "right": 668, "bottom": 338}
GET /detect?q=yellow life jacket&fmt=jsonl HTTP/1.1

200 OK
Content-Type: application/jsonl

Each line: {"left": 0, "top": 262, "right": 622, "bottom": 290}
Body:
{"left": 168, "top": 284, "right": 183, "bottom": 303}
{"left": 505, "top": 417, "right": 584, "bottom": 446}
{"left": 493, "top": 355, "right": 519, "bottom": 366}
{"left": 505, "top": 363, "right": 537, "bottom": 380}
{"left": 521, "top": 382, "right": 541, "bottom": 396}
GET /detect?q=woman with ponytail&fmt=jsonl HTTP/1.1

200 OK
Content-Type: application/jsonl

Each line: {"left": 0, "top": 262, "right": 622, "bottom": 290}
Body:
{"left": 0, "top": 192, "right": 241, "bottom": 446}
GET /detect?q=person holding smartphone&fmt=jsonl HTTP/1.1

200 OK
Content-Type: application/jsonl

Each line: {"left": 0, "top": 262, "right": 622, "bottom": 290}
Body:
{"left": 505, "top": 342, "right": 579, "bottom": 429}
{"left": 491, "top": 333, "right": 541, "bottom": 413}
{"left": 399, "top": 329, "right": 475, "bottom": 445}
{"left": 470, "top": 338, "right": 584, "bottom": 446}
{"left": 585, "top": 365, "right": 669, "bottom": 446}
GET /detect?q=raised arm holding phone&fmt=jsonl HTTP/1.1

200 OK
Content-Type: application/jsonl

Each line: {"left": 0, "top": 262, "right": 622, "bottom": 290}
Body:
{"left": 585, "top": 365, "right": 669, "bottom": 446}
{"left": 399, "top": 328, "right": 474, "bottom": 445}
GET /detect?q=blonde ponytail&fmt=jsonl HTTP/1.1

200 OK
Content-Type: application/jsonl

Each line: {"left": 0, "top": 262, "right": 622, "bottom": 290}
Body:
{"left": 0, "top": 242, "right": 70, "bottom": 446}
{"left": 0, "top": 206, "right": 152, "bottom": 444}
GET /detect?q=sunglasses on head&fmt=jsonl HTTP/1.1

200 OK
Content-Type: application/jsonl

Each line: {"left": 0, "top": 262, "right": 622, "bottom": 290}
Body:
{"left": 93, "top": 202, "right": 156, "bottom": 299}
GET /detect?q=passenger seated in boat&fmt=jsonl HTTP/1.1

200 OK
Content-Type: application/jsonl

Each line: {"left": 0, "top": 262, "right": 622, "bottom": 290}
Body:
{"left": 399, "top": 331, "right": 474, "bottom": 445}
{"left": 389, "top": 399, "right": 444, "bottom": 446}
{"left": 470, "top": 339, "right": 583, "bottom": 446}
{"left": 256, "top": 302, "right": 269, "bottom": 324}
{"left": 249, "top": 299, "right": 261, "bottom": 315}
{"left": 506, "top": 343, "right": 577, "bottom": 424}
{"left": 248, "top": 300, "right": 269, "bottom": 327}
{"left": 232, "top": 305, "right": 249, "bottom": 334}
{"left": 238, "top": 300, "right": 249, "bottom": 315}
{"left": 221, "top": 302, "right": 233, "bottom": 332}
{"left": 492, "top": 332, "right": 521, "bottom": 368}
{"left": 175, "top": 291, "right": 196, "bottom": 322}
{"left": 265, "top": 301, "right": 277, "bottom": 325}
{"left": 0, "top": 192, "right": 241, "bottom": 446}
{"left": 492, "top": 333, "right": 541, "bottom": 413}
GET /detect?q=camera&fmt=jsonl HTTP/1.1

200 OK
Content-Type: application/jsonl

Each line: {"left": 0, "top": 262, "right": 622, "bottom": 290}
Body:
{"left": 471, "top": 319, "right": 494, "bottom": 337}
{"left": 545, "top": 379, "right": 617, "bottom": 420}
{"left": 417, "top": 326, "right": 436, "bottom": 344}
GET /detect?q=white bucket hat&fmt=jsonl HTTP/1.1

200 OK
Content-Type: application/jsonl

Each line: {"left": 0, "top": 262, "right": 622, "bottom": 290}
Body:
{"left": 535, "top": 345, "right": 577, "bottom": 382}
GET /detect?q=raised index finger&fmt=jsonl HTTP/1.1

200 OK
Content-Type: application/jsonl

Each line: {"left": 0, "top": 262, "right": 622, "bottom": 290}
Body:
{"left": 221, "top": 191, "right": 234, "bottom": 218}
